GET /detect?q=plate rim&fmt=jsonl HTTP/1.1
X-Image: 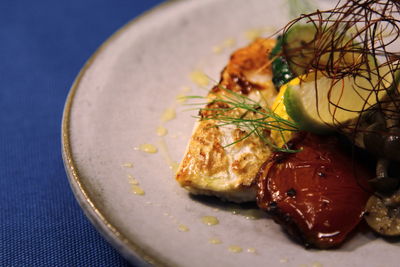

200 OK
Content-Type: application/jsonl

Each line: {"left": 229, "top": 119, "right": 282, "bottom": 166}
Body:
{"left": 62, "top": 0, "right": 382, "bottom": 266}
{"left": 61, "top": 1, "right": 181, "bottom": 266}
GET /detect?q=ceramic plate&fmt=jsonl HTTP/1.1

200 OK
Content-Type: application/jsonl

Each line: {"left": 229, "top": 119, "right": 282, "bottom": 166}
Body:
{"left": 62, "top": 0, "right": 399, "bottom": 266}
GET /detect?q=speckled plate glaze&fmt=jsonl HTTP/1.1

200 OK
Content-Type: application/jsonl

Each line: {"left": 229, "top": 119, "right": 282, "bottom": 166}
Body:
{"left": 62, "top": 0, "right": 400, "bottom": 266}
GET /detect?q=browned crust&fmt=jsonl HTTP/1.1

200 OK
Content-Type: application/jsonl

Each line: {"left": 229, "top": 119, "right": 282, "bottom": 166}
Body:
{"left": 176, "top": 38, "right": 277, "bottom": 203}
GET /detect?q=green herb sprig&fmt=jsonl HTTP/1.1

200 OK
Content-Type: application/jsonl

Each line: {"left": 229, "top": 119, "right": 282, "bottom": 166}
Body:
{"left": 185, "top": 86, "right": 300, "bottom": 153}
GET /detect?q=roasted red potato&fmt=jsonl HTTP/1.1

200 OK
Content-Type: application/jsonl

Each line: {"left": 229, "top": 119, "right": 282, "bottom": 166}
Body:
{"left": 257, "top": 132, "right": 372, "bottom": 248}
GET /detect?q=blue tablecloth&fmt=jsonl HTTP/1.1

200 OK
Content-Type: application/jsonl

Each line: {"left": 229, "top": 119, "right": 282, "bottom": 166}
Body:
{"left": 1, "top": 1, "right": 164, "bottom": 266}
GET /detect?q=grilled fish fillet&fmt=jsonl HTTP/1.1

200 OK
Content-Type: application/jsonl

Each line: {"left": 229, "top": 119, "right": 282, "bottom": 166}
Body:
{"left": 176, "top": 38, "right": 277, "bottom": 202}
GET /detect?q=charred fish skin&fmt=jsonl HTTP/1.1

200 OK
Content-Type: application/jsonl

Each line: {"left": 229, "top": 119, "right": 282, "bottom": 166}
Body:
{"left": 176, "top": 39, "right": 277, "bottom": 203}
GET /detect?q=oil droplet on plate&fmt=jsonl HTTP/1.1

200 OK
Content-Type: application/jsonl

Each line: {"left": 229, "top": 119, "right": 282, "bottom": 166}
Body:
{"left": 201, "top": 216, "right": 219, "bottom": 226}
{"left": 247, "top": 248, "right": 256, "bottom": 254}
{"left": 178, "top": 224, "right": 189, "bottom": 232}
{"left": 279, "top": 258, "right": 288, "bottom": 263}
{"left": 311, "top": 262, "right": 323, "bottom": 267}
{"left": 127, "top": 174, "right": 139, "bottom": 185}
{"left": 190, "top": 70, "right": 209, "bottom": 87}
{"left": 227, "top": 204, "right": 241, "bottom": 215}
{"left": 230, "top": 209, "right": 240, "bottom": 215}
{"left": 208, "top": 238, "right": 222, "bottom": 244}
{"left": 222, "top": 38, "right": 236, "bottom": 48}
{"left": 161, "top": 108, "right": 176, "bottom": 122}
{"left": 242, "top": 209, "right": 264, "bottom": 220}
{"left": 131, "top": 185, "right": 145, "bottom": 195}
{"left": 137, "top": 144, "right": 158, "bottom": 153}
{"left": 121, "top": 162, "right": 133, "bottom": 168}
{"left": 169, "top": 161, "right": 180, "bottom": 173}
{"left": 158, "top": 138, "right": 179, "bottom": 173}
{"left": 212, "top": 45, "right": 223, "bottom": 54}
{"left": 156, "top": 126, "right": 168, "bottom": 136}
{"left": 228, "top": 245, "right": 243, "bottom": 253}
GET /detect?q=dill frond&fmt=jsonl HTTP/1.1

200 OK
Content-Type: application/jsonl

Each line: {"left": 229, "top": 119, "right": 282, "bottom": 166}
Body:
{"left": 187, "top": 86, "right": 300, "bottom": 153}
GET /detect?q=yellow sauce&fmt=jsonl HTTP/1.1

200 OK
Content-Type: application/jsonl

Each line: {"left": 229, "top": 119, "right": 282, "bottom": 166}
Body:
{"left": 137, "top": 144, "right": 158, "bottom": 154}
{"left": 226, "top": 206, "right": 264, "bottom": 220}
{"left": 243, "top": 210, "right": 264, "bottom": 220}
{"left": 131, "top": 185, "right": 145, "bottom": 195}
{"left": 156, "top": 126, "right": 168, "bottom": 136}
{"left": 121, "top": 162, "right": 133, "bottom": 168}
{"left": 161, "top": 108, "right": 176, "bottom": 122}
{"left": 127, "top": 174, "right": 139, "bottom": 185}
{"left": 169, "top": 161, "right": 179, "bottom": 173}
{"left": 208, "top": 238, "right": 222, "bottom": 244}
{"left": 247, "top": 248, "right": 257, "bottom": 254}
{"left": 228, "top": 245, "right": 243, "bottom": 253}
{"left": 158, "top": 138, "right": 179, "bottom": 173}
{"left": 212, "top": 45, "right": 223, "bottom": 54}
{"left": 178, "top": 224, "right": 190, "bottom": 232}
{"left": 311, "top": 262, "right": 323, "bottom": 267}
{"left": 201, "top": 216, "right": 219, "bottom": 226}
{"left": 223, "top": 38, "right": 236, "bottom": 48}
{"left": 190, "top": 70, "right": 209, "bottom": 87}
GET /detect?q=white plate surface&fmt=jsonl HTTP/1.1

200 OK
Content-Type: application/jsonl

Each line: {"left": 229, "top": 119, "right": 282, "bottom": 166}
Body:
{"left": 62, "top": 0, "right": 400, "bottom": 266}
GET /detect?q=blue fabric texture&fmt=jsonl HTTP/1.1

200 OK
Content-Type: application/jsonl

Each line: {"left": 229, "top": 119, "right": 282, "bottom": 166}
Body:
{"left": 1, "top": 1, "right": 164, "bottom": 266}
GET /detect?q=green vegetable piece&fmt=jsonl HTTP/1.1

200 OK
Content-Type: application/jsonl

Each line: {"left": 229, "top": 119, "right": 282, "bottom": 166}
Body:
{"left": 282, "top": 24, "right": 318, "bottom": 76}
{"left": 270, "top": 35, "right": 295, "bottom": 90}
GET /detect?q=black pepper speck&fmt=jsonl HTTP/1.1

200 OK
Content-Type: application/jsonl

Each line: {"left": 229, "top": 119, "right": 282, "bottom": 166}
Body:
{"left": 286, "top": 188, "right": 297, "bottom": 197}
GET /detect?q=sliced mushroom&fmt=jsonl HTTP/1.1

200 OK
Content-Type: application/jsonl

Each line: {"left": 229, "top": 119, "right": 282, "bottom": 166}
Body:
{"left": 364, "top": 120, "right": 400, "bottom": 195}
{"left": 383, "top": 130, "right": 400, "bottom": 162}
{"left": 364, "top": 123, "right": 400, "bottom": 159}
{"left": 363, "top": 121, "right": 386, "bottom": 157}
{"left": 365, "top": 191, "right": 400, "bottom": 236}
{"left": 369, "top": 159, "right": 400, "bottom": 195}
